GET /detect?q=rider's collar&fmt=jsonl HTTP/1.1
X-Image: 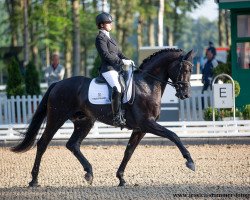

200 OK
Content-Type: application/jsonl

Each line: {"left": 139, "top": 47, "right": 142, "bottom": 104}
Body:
{"left": 100, "top": 29, "right": 110, "bottom": 39}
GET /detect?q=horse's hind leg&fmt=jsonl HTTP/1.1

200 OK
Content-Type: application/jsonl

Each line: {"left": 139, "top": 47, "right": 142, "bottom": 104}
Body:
{"left": 29, "top": 117, "right": 67, "bottom": 187}
{"left": 66, "top": 118, "right": 95, "bottom": 185}
{"left": 116, "top": 130, "right": 145, "bottom": 186}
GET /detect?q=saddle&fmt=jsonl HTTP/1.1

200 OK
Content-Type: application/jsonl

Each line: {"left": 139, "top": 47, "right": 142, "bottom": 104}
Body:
{"left": 88, "top": 68, "right": 134, "bottom": 105}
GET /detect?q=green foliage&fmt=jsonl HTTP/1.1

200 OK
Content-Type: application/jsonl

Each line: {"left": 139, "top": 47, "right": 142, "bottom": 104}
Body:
{"left": 25, "top": 62, "right": 41, "bottom": 95}
{"left": 29, "top": 0, "right": 72, "bottom": 51}
{"left": 213, "top": 63, "right": 231, "bottom": 77}
{"left": 176, "top": 16, "right": 218, "bottom": 57}
{"left": 204, "top": 107, "right": 243, "bottom": 121}
{"left": 219, "top": 108, "right": 242, "bottom": 119}
{"left": 165, "top": 0, "right": 205, "bottom": 44}
{"left": 242, "top": 105, "right": 250, "bottom": 120}
{"left": 213, "top": 49, "right": 231, "bottom": 77}
{"left": 6, "top": 58, "right": 25, "bottom": 97}
{"left": 91, "top": 55, "right": 101, "bottom": 78}
{"left": 213, "top": 50, "right": 231, "bottom": 77}
{"left": 0, "top": 0, "right": 210, "bottom": 80}
{"left": 203, "top": 107, "right": 219, "bottom": 121}
{"left": 227, "top": 80, "right": 240, "bottom": 98}
{"left": 212, "top": 49, "right": 240, "bottom": 98}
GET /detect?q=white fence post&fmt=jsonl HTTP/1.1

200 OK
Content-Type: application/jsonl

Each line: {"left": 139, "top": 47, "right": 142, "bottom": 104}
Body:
{"left": 16, "top": 96, "right": 21, "bottom": 124}
{"left": 3, "top": 96, "right": 8, "bottom": 124}
{"left": 22, "top": 95, "right": 27, "bottom": 124}
{"left": 27, "top": 95, "right": 32, "bottom": 121}
{"left": 10, "top": 96, "right": 15, "bottom": 123}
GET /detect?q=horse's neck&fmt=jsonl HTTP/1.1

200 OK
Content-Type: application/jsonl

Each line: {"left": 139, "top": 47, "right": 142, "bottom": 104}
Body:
{"left": 134, "top": 72, "right": 167, "bottom": 100}
{"left": 142, "top": 53, "right": 180, "bottom": 81}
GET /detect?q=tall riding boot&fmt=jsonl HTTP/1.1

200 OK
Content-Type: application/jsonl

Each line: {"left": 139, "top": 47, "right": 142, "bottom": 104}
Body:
{"left": 111, "top": 87, "right": 126, "bottom": 127}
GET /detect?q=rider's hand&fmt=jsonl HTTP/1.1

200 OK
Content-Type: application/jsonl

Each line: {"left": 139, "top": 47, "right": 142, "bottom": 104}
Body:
{"left": 129, "top": 60, "right": 135, "bottom": 66}
{"left": 122, "top": 59, "right": 132, "bottom": 66}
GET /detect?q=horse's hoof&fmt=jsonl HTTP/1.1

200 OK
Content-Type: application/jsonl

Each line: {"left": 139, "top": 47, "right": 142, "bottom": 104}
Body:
{"left": 118, "top": 180, "right": 126, "bottom": 187}
{"left": 85, "top": 173, "right": 93, "bottom": 185}
{"left": 28, "top": 181, "right": 40, "bottom": 187}
{"left": 186, "top": 161, "right": 195, "bottom": 172}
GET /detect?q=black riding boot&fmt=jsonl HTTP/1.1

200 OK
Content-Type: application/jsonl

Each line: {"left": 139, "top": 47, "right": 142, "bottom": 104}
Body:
{"left": 111, "top": 87, "right": 126, "bottom": 127}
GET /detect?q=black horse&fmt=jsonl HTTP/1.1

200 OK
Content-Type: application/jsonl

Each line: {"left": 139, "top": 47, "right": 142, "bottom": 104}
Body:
{"left": 12, "top": 48, "right": 195, "bottom": 187}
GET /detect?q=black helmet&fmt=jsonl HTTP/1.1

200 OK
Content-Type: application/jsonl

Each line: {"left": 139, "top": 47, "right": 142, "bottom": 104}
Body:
{"left": 96, "top": 12, "right": 113, "bottom": 27}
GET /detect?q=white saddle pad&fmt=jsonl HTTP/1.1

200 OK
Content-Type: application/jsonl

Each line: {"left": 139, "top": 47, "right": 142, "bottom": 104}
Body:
{"left": 88, "top": 69, "right": 133, "bottom": 105}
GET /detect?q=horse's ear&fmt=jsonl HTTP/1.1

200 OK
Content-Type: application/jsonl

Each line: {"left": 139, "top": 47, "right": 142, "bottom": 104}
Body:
{"left": 184, "top": 49, "right": 194, "bottom": 60}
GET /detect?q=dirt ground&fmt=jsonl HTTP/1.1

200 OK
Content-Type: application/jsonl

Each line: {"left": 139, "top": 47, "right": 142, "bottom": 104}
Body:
{"left": 0, "top": 144, "right": 249, "bottom": 200}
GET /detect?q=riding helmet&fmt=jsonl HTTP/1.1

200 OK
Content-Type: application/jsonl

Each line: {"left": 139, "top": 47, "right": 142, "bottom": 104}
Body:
{"left": 96, "top": 12, "right": 113, "bottom": 27}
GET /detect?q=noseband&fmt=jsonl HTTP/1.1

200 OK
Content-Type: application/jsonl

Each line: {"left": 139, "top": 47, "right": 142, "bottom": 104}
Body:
{"left": 173, "top": 58, "right": 193, "bottom": 89}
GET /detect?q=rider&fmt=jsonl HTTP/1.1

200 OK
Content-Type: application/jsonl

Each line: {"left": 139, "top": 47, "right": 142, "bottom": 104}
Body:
{"left": 95, "top": 12, "right": 134, "bottom": 127}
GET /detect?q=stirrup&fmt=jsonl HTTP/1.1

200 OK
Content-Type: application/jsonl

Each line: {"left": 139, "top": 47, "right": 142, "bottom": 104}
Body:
{"left": 113, "top": 114, "right": 126, "bottom": 127}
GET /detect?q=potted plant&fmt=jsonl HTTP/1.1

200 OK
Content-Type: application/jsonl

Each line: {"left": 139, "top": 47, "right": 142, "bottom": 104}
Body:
{"left": 204, "top": 107, "right": 242, "bottom": 121}
{"left": 220, "top": 108, "right": 242, "bottom": 121}
{"left": 203, "top": 107, "right": 219, "bottom": 121}
{"left": 242, "top": 105, "right": 250, "bottom": 120}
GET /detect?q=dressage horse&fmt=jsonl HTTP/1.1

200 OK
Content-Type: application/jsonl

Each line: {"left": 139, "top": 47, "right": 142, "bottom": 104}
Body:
{"left": 12, "top": 48, "right": 195, "bottom": 187}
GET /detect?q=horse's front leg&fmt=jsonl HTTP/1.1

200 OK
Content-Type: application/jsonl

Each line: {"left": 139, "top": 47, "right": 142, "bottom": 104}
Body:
{"left": 140, "top": 119, "right": 195, "bottom": 171}
{"left": 116, "top": 130, "right": 145, "bottom": 186}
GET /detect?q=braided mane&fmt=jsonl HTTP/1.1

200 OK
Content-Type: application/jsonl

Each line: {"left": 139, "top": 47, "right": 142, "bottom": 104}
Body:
{"left": 139, "top": 48, "right": 183, "bottom": 69}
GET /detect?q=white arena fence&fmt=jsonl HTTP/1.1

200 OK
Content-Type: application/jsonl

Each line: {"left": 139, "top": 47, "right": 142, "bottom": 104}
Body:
{"left": 0, "top": 91, "right": 212, "bottom": 125}
{"left": 0, "top": 83, "right": 249, "bottom": 141}
{"left": 180, "top": 90, "right": 212, "bottom": 121}
{"left": 0, "top": 121, "right": 250, "bottom": 142}
{"left": 0, "top": 75, "right": 205, "bottom": 123}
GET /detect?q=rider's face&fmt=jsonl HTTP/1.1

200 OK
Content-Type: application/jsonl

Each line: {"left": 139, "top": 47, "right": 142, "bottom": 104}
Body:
{"left": 103, "top": 22, "right": 112, "bottom": 32}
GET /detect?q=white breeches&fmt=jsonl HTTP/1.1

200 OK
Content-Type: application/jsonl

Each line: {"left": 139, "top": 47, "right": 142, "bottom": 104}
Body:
{"left": 102, "top": 70, "right": 121, "bottom": 93}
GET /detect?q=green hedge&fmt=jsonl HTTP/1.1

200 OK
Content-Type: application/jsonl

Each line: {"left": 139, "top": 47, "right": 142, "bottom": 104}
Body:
{"left": 6, "top": 58, "right": 25, "bottom": 98}
{"left": 25, "top": 62, "right": 41, "bottom": 95}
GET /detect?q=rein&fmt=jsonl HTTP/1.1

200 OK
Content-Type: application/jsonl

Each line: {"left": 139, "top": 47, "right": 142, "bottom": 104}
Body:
{"left": 134, "top": 66, "right": 175, "bottom": 86}
{"left": 134, "top": 58, "right": 193, "bottom": 88}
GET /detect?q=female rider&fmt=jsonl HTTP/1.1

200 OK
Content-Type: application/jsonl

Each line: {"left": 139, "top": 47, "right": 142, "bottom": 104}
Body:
{"left": 95, "top": 12, "right": 134, "bottom": 127}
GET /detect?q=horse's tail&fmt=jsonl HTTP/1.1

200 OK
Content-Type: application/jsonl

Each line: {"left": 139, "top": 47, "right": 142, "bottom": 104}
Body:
{"left": 11, "top": 83, "right": 57, "bottom": 153}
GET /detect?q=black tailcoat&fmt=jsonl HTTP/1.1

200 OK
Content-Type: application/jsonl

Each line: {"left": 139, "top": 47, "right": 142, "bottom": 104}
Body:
{"left": 95, "top": 31, "right": 128, "bottom": 73}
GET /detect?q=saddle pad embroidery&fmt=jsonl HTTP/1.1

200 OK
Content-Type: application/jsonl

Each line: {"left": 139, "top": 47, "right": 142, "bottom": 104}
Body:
{"left": 88, "top": 70, "right": 133, "bottom": 105}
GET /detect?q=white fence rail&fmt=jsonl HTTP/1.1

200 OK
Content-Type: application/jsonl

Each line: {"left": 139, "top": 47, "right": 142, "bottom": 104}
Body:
{"left": 0, "top": 75, "right": 205, "bottom": 123}
{"left": 1, "top": 121, "right": 250, "bottom": 142}
{"left": 0, "top": 91, "right": 211, "bottom": 125}
{"left": 180, "top": 90, "right": 212, "bottom": 121}
{"left": 0, "top": 95, "right": 43, "bottom": 124}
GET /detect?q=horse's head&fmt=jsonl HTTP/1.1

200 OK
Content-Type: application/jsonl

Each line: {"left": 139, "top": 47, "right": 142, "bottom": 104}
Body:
{"left": 169, "top": 50, "right": 194, "bottom": 100}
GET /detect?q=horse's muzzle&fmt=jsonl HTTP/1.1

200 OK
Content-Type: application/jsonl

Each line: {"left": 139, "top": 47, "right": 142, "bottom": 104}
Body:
{"left": 176, "top": 92, "right": 190, "bottom": 100}
{"left": 175, "top": 84, "right": 191, "bottom": 100}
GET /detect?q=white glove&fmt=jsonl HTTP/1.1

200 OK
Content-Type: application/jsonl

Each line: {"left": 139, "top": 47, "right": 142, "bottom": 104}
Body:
{"left": 122, "top": 59, "right": 132, "bottom": 66}
{"left": 130, "top": 60, "right": 135, "bottom": 66}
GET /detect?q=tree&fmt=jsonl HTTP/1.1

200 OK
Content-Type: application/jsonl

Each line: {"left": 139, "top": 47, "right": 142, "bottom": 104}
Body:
{"left": 224, "top": 10, "right": 231, "bottom": 46}
{"left": 91, "top": 55, "right": 101, "bottom": 78}
{"left": 218, "top": 9, "right": 230, "bottom": 47}
{"left": 158, "top": 0, "right": 164, "bottom": 46}
{"left": 5, "top": 0, "right": 22, "bottom": 47}
{"left": 110, "top": 0, "right": 138, "bottom": 54}
{"left": 25, "top": 62, "right": 41, "bottom": 95}
{"left": 23, "top": 0, "right": 29, "bottom": 66}
{"left": 218, "top": 9, "right": 225, "bottom": 47}
{"left": 176, "top": 16, "right": 218, "bottom": 58}
{"left": 72, "top": 0, "right": 81, "bottom": 76}
{"left": 165, "top": 0, "right": 205, "bottom": 45}
{"left": 6, "top": 58, "right": 25, "bottom": 97}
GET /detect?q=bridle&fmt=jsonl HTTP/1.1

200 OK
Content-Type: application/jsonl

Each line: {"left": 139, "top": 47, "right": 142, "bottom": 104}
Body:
{"left": 134, "top": 55, "right": 193, "bottom": 88}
